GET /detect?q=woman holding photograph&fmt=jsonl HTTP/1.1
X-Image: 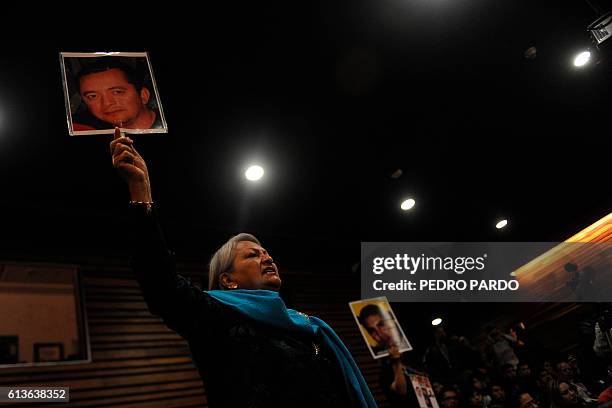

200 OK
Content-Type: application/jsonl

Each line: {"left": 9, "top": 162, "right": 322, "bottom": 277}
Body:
{"left": 109, "top": 129, "right": 377, "bottom": 408}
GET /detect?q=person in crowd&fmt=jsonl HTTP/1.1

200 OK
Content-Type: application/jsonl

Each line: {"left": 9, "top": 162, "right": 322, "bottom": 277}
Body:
{"left": 440, "top": 387, "right": 460, "bottom": 408}
{"left": 534, "top": 367, "right": 555, "bottom": 408}
{"left": 500, "top": 363, "right": 521, "bottom": 402}
{"left": 556, "top": 361, "right": 596, "bottom": 404}
{"left": 597, "top": 363, "right": 612, "bottom": 404}
{"left": 543, "top": 360, "right": 555, "bottom": 376}
{"left": 519, "top": 362, "right": 533, "bottom": 379}
{"left": 551, "top": 381, "right": 597, "bottom": 408}
{"left": 423, "top": 327, "right": 456, "bottom": 382}
{"left": 567, "top": 354, "right": 582, "bottom": 380}
{"left": 517, "top": 361, "right": 539, "bottom": 396}
{"left": 432, "top": 381, "right": 445, "bottom": 399}
{"left": 378, "top": 344, "right": 410, "bottom": 407}
{"left": 379, "top": 343, "right": 439, "bottom": 408}
{"left": 487, "top": 327, "right": 520, "bottom": 370}
{"left": 594, "top": 320, "right": 612, "bottom": 361}
{"left": 464, "top": 387, "right": 489, "bottom": 408}
{"left": 489, "top": 381, "right": 508, "bottom": 408}
{"left": 449, "top": 334, "right": 487, "bottom": 372}
{"left": 518, "top": 392, "right": 540, "bottom": 408}
{"left": 500, "top": 363, "right": 517, "bottom": 381}
{"left": 471, "top": 372, "right": 487, "bottom": 392}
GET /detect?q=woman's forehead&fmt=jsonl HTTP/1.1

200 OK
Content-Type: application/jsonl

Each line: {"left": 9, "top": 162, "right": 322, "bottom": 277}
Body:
{"left": 236, "top": 241, "right": 266, "bottom": 252}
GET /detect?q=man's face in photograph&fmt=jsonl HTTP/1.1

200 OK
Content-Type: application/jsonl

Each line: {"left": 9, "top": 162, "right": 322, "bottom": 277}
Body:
{"left": 79, "top": 68, "right": 150, "bottom": 127}
{"left": 363, "top": 312, "right": 394, "bottom": 346}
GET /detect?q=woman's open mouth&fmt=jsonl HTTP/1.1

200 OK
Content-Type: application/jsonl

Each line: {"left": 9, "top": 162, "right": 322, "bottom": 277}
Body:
{"left": 262, "top": 266, "right": 277, "bottom": 275}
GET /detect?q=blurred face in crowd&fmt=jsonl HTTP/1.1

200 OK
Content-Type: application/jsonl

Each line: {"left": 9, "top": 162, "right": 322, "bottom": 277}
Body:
{"left": 490, "top": 327, "right": 503, "bottom": 341}
{"left": 491, "top": 385, "right": 505, "bottom": 402}
{"left": 441, "top": 390, "right": 459, "bottom": 408}
{"left": 472, "top": 377, "right": 484, "bottom": 391}
{"left": 503, "top": 365, "right": 517, "bottom": 379}
{"left": 468, "top": 390, "right": 484, "bottom": 407}
{"left": 537, "top": 369, "right": 553, "bottom": 388}
{"left": 79, "top": 68, "right": 153, "bottom": 128}
{"left": 435, "top": 327, "right": 447, "bottom": 342}
{"left": 519, "top": 393, "right": 539, "bottom": 408}
{"left": 518, "top": 363, "right": 532, "bottom": 378}
{"left": 567, "top": 354, "right": 578, "bottom": 370}
{"left": 556, "top": 362, "right": 573, "bottom": 382}
{"left": 433, "top": 382, "right": 444, "bottom": 397}
{"left": 558, "top": 382, "right": 578, "bottom": 405}
{"left": 363, "top": 313, "right": 394, "bottom": 346}
{"left": 508, "top": 327, "right": 518, "bottom": 340}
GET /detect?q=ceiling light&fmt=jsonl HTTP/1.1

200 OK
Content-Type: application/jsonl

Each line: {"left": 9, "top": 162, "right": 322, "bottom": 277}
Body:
{"left": 401, "top": 198, "right": 416, "bottom": 211}
{"left": 496, "top": 219, "right": 508, "bottom": 229}
{"left": 245, "top": 165, "right": 264, "bottom": 181}
{"left": 573, "top": 51, "right": 591, "bottom": 67}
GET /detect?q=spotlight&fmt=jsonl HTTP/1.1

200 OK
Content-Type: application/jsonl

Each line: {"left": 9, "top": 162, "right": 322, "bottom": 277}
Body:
{"left": 573, "top": 51, "right": 591, "bottom": 67}
{"left": 245, "top": 165, "right": 264, "bottom": 181}
{"left": 400, "top": 198, "right": 416, "bottom": 211}
{"left": 496, "top": 219, "right": 508, "bottom": 229}
{"left": 431, "top": 318, "right": 443, "bottom": 326}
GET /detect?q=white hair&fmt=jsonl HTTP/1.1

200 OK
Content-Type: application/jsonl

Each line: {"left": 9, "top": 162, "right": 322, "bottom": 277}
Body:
{"left": 208, "top": 233, "right": 261, "bottom": 290}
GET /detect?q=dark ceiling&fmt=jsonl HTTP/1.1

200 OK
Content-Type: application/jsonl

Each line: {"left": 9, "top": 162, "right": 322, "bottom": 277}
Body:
{"left": 0, "top": 1, "right": 610, "bottom": 273}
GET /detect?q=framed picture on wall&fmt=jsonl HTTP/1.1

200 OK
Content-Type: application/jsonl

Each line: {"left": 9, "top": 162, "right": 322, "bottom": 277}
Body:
{"left": 0, "top": 261, "right": 91, "bottom": 368}
{"left": 34, "top": 342, "right": 65, "bottom": 362}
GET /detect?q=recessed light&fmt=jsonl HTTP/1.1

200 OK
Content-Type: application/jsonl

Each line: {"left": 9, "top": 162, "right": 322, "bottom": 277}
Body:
{"left": 496, "top": 219, "right": 508, "bottom": 229}
{"left": 401, "top": 198, "right": 415, "bottom": 211}
{"left": 245, "top": 165, "right": 264, "bottom": 181}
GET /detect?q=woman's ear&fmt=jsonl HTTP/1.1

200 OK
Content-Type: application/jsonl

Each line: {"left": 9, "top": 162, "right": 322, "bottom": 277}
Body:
{"left": 219, "top": 273, "right": 238, "bottom": 289}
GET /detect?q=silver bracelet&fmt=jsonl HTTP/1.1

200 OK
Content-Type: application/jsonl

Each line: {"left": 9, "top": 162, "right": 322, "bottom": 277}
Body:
{"left": 129, "top": 201, "right": 154, "bottom": 215}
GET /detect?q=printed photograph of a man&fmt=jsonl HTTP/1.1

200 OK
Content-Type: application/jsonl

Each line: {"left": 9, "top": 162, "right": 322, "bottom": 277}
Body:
{"left": 410, "top": 374, "right": 439, "bottom": 408}
{"left": 349, "top": 297, "right": 412, "bottom": 359}
{"left": 60, "top": 52, "right": 167, "bottom": 135}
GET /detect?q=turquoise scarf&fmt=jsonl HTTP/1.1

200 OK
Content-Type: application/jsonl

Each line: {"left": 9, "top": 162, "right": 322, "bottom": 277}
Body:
{"left": 207, "top": 289, "right": 377, "bottom": 408}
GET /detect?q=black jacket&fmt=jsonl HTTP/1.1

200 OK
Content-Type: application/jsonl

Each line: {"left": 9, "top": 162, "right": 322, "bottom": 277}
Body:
{"left": 128, "top": 205, "right": 356, "bottom": 407}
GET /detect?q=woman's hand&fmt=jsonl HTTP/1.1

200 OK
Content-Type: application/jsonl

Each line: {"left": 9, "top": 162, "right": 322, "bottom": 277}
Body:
{"left": 388, "top": 343, "right": 402, "bottom": 361}
{"left": 110, "top": 128, "right": 152, "bottom": 202}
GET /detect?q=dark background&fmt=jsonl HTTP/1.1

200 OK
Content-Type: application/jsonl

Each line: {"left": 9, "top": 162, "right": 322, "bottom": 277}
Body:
{"left": 0, "top": 1, "right": 610, "bottom": 358}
